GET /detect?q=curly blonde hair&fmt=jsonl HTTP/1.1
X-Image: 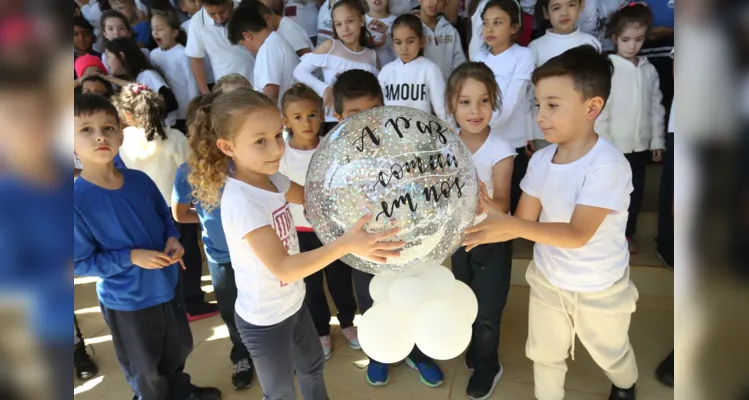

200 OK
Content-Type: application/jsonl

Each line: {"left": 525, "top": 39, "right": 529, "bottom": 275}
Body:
{"left": 187, "top": 88, "right": 277, "bottom": 211}
{"left": 113, "top": 83, "right": 168, "bottom": 141}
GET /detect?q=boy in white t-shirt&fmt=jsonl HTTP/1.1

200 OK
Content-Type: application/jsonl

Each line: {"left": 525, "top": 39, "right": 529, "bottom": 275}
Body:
{"left": 241, "top": 0, "right": 314, "bottom": 57}
{"left": 228, "top": 6, "right": 300, "bottom": 106}
{"left": 464, "top": 45, "right": 639, "bottom": 400}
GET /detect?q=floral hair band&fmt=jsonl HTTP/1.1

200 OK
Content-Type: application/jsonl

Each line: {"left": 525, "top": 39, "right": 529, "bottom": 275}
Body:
{"left": 131, "top": 84, "right": 150, "bottom": 94}
{"left": 619, "top": 1, "right": 648, "bottom": 9}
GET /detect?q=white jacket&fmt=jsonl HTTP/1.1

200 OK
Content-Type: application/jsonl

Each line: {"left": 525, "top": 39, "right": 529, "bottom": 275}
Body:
{"left": 119, "top": 126, "right": 191, "bottom": 205}
{"left": 378, "top": 56, "right": 447, "bottom": 122}
{"left": 595, "top": 55, "right": 666, "bottom": 153}
{"left": 422, "top": 17, "right": 467, "bottom": 80}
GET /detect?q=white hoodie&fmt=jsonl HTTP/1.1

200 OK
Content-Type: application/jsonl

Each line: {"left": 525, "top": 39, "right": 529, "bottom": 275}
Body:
{"left": 378, "top": 56, "right": 448, "bottom": 122}
{"left": 119, "top": 126, "right": 191, "bottom": 204}
{"left": 422, "top": 16, "right": 467, "bottom": 80}
{"left": 595, "top": 55, "right": 666, "bottom": 153}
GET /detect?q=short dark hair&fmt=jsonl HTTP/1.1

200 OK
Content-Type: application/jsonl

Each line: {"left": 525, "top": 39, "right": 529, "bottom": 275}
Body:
{"left": 74, "top": 93, "right": 121, "bottom": 127}
{"left": 332, "top": 69, "right": 384, "bottom": 115}
{"left": 80, "top": 75, "right": 115, "bottom": 97}
{"left": 74, "top": 16, "right": 95, "bottom": 32}
{"left": 238, "top": 0, "right": 273, "bottom": 16}
{"left": 203, "top": 0, "right": 232, "bottom": 5}
{"left": 227, "top": 5, "right": 268, "bottom": 43}
{"left": 606, "top": 3, "right": 653, "bottom": 39}
{"left": 532, "top": 45, "right": 613, "bottom": 102}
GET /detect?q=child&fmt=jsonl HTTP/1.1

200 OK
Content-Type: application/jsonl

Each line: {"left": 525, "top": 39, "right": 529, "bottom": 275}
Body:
{"left": 75, "top": 54, "right": 108, "bottom": 79}
{"left": 331, "top": 69, "right": 445, "bottom": 388}
{"left": 418, "top": 0, "right": 466, "bottom": 80}
{"left": 99, "top": 10, "right": 153, "bottom": 72}
{"left": 74, "top": 17, "right": 100, "bottom": 63}
{"left": 177, "top": 0, "right": 216, "bottom": 90}
{"left": 467, "top": 0, "right": 535, "bottom": 59}
{"left": 228, "top": 5, "right": 300, "bottom": 106}
{"left": 316, "top": 0, "right": 334, "bottom": 45}
{"left": 101, "top": 37, "right": 179, "bottom": 126}
{"left": 277, "top": 84, "right": 360, "bottom": 361}
{"left": 110, "top": 0, "right": 152, "bottom": 47}
{"left": 377, "top": 14, "right": 447, "bottom": 122}
{"left": 473, "top": 0, "right": 535, "bottom": 214}
{"left": 73, "top": 93, "right": 221, "bottom": 400}
{"left": 446, "top": 61, "right": 515, "bottom": 400}
{"left": 365, "top": 0, "right": 397, "bottom": 67}
{"left": 172, "top": 94, "right": 254, "bottom": 390}
{"left": 240, "top": 0, "right": 314, "bottom": 57}
{"left": 528, "top": 0, "right": 600, "bottom": 66}
{"left": 464, "top": 45, "right": 639, "bottom": 400}
{"left": 595, "top": 3, "right": 665, "bottom": 254}
{"left": 187, "top": 88, "right": 401, "bottom": 399}
{"left": 185, "top": 0, "right": 255, "bottom": 94}
{"left": 150, "top": 8, "right": 199, "bottom": 132}
{"left": 212, "top": 73, "right": 253, "bottom": 93}
{"left": 282, "top": 0, "right": 319, "bottom": 45}
{"left": 294, "top": 0, "right": 379, "bottom": 133}
{"left": 80, "top": 75, "right": 115, "bottom": 97}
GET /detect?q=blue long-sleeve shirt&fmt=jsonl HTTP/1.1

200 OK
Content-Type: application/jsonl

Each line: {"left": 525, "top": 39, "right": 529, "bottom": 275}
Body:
{"left": 74, "top": 169, "right": 180, "bottom": 311}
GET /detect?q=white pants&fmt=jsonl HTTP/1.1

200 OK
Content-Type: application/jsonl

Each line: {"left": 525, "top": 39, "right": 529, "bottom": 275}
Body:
{"left": 525, "top": 262, "right": 639, "bottom": 400}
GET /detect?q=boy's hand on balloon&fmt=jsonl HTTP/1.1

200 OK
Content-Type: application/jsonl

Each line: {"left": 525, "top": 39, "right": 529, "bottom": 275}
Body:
{"left": 342, "top": 215, "right": 404, "bottom": 263}
{"left": 463, "top": 200, "right": 514, "bottom": 251}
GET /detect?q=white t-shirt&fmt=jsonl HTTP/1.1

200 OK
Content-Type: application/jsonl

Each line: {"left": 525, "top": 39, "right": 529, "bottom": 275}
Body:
{"left": 283, "top": 0, "right": 319, "bottom": 39}
{"left": 316, "top": 0, "right": 334, "bottom": 44}
{"left": 520, "top": 138, "right": 633, "bottom": 292}
{"left": 255, "top": 32, "right": 300, "bottom": 107}
{"left": 221, "top": 173, "right": 305, "bottom": 326}
{"left": 182, "top": 19, "right": 215, "bottom": 84}
{"left": 136, "top": 69, "right": 177, "bottom": 127}
{"left": 527, "top": 29, "right": 601, "bottom": 67}
{"left": 278, "top": 16, "right": 314, "bottom": 53}
{"left": 464, "top": 129, "right": 515, "bottom": 224}
{"left": 366, "top": 14, "right": 397, "bottom": 67}
{"left": 378, "top": 56, "right": 447, "bottom": 122}
{"left": 474, "top": 44, "right": 535, "bottom": 148}
{"left": 278, "top": 140, "right": 316, "bottom": 229}
{"left": 184, "top": 3, "right": 255, "bottom": 84}
{"left": 150, "top": 44, "right": 200, "bottom": 121}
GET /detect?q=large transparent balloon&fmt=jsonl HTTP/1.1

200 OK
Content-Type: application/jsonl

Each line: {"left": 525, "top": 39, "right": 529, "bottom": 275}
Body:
{"left": 304, "top": 106, "right": 479, "bottom": 275}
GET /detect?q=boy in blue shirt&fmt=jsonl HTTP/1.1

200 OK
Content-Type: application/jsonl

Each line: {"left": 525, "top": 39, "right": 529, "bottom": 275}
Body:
{"left": 73, "top": 94, "right": 221, "bottom": 400}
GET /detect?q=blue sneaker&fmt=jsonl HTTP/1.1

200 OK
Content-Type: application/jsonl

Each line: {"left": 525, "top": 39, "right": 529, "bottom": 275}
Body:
{"left": 366, "top": 360, "right": 389, "bottom": 386}
{"left": 405, "top": 357, "right": 444, "bottom": 387}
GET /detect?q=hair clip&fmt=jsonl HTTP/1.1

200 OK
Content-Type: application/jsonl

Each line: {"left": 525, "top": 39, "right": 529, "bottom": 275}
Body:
{"left": 619, "top": 1, "right": 647, "bottom": 9}
{"left": 132, "top": 84, "right": 149, "bottom": 94}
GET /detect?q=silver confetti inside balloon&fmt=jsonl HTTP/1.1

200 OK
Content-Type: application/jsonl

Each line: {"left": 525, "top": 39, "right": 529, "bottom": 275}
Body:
{"left": 305, "top": 106, "right": 479, "bottom": 275}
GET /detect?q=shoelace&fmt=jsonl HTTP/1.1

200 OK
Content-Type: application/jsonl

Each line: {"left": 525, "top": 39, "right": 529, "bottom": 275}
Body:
{"left": 233, "top": 359, "right": 251, "bottom": 374}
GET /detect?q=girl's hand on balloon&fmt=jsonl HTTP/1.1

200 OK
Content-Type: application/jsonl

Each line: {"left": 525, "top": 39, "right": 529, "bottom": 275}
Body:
{"left": 342, "top": 215, "right": 404, "bottom": 263}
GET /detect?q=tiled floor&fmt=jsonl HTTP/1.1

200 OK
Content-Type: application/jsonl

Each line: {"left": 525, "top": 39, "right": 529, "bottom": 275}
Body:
{"left": 74, "top": 269, "right": 674, "bottom": 400}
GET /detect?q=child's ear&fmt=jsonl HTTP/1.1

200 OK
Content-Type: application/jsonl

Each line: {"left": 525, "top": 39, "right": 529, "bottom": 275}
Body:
{"left": 587, "top": 96, "right": 605, "bottom": 120}
{"left": 216, "top": 138, "right": 235, "bottom": 158}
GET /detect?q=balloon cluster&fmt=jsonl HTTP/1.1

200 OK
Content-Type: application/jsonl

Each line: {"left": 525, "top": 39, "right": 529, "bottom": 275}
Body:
{"left": 357, "top": 264, "right": 479, "bottom": 363}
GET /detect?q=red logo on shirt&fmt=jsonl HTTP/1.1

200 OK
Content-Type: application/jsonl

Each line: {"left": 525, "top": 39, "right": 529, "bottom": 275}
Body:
{"left": 271, "top": 202, "right": 299, "bottom": 287}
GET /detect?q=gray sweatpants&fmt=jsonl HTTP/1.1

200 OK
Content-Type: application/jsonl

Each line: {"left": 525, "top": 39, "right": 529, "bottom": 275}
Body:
{"left": 235, "top": 305, "right": 328, "bottom": 400}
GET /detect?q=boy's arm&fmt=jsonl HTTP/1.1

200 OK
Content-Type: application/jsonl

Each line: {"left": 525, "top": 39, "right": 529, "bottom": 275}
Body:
{"left": 502, "top": 204, "right": 611, "bottom": 248}
{"left": 74, "top": 208, "right": 132, "bottom": 277}
{"left": 185, "top": 21, "right": 210, "bottom": 94}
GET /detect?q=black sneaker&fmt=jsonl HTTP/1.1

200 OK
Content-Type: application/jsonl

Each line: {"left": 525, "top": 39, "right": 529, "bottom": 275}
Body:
{"left": 186, "top": 302, "right": 220, "bottom": 322}
{"left": 74, "top": 342, "right": 99, "bottom": 381}
{"left": 232, "top": 358, "right": 254, "bottom": 390}
{"left": 466, "top": 364, "right": 503, "bottom": 400}
{"left": 465, "top": 351, "right": 474, "bottom": 371}
{"left": 609, "top": 384, "right": 636, "bottom": 400}
{"left": 655, "top": 351, "right": 674, "bottom": 388}
{"left": 186, "top": 386, "right": 221, "bottom": 400}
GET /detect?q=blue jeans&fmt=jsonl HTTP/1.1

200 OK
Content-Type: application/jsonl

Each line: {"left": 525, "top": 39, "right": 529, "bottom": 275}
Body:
{"left": 656, "top": 132, "right": 674, "bottom": 262}
{"left": 208, "top": 260, "right": 251, "bottom": 364}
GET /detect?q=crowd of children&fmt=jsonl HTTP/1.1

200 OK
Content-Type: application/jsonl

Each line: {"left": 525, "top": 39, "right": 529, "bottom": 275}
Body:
{"left": 73, "top": 0, "right": 675, "bottom": 398}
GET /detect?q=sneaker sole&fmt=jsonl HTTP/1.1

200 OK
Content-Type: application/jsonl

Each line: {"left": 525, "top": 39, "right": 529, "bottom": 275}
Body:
{"left": 467, "top": 366, "right": 504, "bottom": 400}
{"left": 187, "top": 311, "right": 220, "bottom": 322}
{"left": 348, "top": 342, "right": 361, "bottom": 350}
{"left": 405, "top": 358, "right": 444, "bottom": 388}
{"left": 324, "top": 351, "right": 332, "bottom": 361}
{"left": 232, "top": 381, "right": 253, "bottom": 390}
{"left": 366, "top": 375, "right": 389, "bottom": 387}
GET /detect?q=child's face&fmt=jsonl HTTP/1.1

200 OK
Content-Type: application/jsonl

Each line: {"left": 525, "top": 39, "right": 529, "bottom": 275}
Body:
{"left": 180, "top": 0, "right": 202, "bottom": 16}
{"left": 74, "top": 111, "right": 123, "bottom": 165}
{"left": 366, "top": 0, "right": 388, "bottom": 15}
{"left": 452, "top": 78, "right": 493, "bottom": 134}
{"left": 151, "top": 15, "right": 179, "bottom": 50}
{"left": 218, "top": 107, "right": 286, "bottom": 176}
{"left": 204, "top": 0, "right": 234, "bottom": 26}
{"left": 533, "top": 75, "right": 602, "bottom": 143}
{"left": 111, "top": 0, "right": 138, "bottom": 22}
{"left": 481, "top": 6, "right": 518, "bottom": 50}
{"left": 614, "top": 23, "right": 647, "bottom": 60}
{"left": 81, "top": 80, "right": 110, "bottom": 96}
{"left": 393, "top": 25, "right": 423, "bottom": 63}
{"left": 105, "top": 50, "right": 125, "bottom": 75}
{"left": 333, "top": 5, "right": 365, "bottom": 45}
{"left": 283, "top": 99, "right": 321, "bottom": 139}
{"left": 82, "top": 66, "right": 106, "bottom": 77}
{"left": 420, "top": 0, "right": 446, "bottom": 18}
{"left": 544, "top": 0, "right": 581, "bottom": 34}
{"left": 337, "top": 96, "right": 383, "bottom": 120}
{"left": 103, "top": 17, "right": 131, "bottom": 40}
{"left": 73, "top": 26, "right": 95, "bottom": 53}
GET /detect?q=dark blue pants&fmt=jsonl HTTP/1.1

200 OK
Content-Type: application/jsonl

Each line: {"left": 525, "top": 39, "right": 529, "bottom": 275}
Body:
{"left": 100, "top": 296, "right": 193, "bottom": 400}
{"left": 299, "top": 231, "right": 357, "bottom": 336}
{"left": 510, "top": 147, "right": 531, "bottom": 214}
{"left": 208, "top": 260, "right": 251, "bottom": 364}
{"left": 451, "top": 242, "right": 513, "bottom": 373}
{"left": 174, "top": 221, "right": 206, "bottom": 310}
{"left": 625, "top": 151, "right": 650, "bottom": 238}
{"left": 656, "top": 132, "right": 675, "bottom": 262}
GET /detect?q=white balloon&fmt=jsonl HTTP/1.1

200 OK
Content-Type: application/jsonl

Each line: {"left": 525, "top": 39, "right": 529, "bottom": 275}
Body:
{"left": 387, "top": 276, "right": 430, "bottom": 313}
{"left": 358, "top": 303, "right": 415, "bottom": 364}
{"left": 369, "top": 274, "right": 398, "bottom": 304}
{"left": 414, "top": 298, "right": 472, "bottom": 360}
{"left": 418, "top": 265, "right": 456, "bottom": 297}
{"left": 452, "top": 280, "right": 478, "bottom": 324}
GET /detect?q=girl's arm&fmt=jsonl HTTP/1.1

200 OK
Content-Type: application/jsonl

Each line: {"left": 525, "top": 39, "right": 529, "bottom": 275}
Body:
{"left": 171, "top": 202, "right": 200, "bottom": 224}
{"left": 427, "top": 64, "right": 448, "bottom": 122}
{"left": 246, "top": 215, "right": 403, "bottom": 282}
{"left": 293, "top": 40, "right": 333, "bottom": 97}
{"left": 649, "top": 73, "right": 666, "bottom": 150}
{"left": 98, "top": 73, "right": 132, "bottom": 88}
{"left": 488, "top": 157, "right": 513, "bottom": 214}
{"left": 286, "top": 181, "right": 304, "bottom": 205}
